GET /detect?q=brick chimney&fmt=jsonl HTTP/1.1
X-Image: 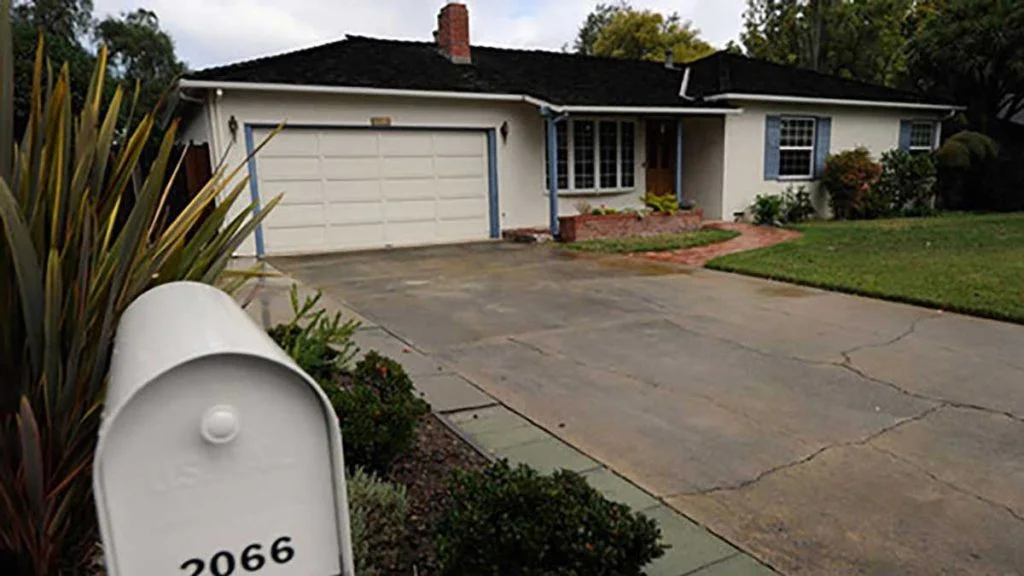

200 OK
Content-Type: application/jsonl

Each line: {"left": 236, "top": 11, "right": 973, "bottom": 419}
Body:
{"left": 436, "top": 3, "right": 471, "bottom": 64}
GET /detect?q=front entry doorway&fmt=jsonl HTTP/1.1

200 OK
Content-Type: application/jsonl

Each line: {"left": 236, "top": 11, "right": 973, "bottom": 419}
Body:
{"left": 645, "top": 119, "right": 676, "bottom": 197}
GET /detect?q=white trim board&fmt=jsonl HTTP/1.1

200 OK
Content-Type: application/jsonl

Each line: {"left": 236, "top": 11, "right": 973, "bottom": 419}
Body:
{"left": 704, "top": 93, "right": 963, "bottom": 111}
{"left": 177, "top": 79, "right": 742, "bottom": 115}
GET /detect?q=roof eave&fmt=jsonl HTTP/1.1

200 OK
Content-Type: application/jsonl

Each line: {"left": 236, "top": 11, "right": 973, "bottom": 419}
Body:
{"left": 177, "top": 79, "right": 742, "bottom": 114}
{"left": 704, "top": 93, "right": 964, "bottom": 111}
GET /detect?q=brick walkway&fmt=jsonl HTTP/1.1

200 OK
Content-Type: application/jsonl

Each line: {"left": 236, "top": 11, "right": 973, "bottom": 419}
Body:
{"left": 636, "top": 222, "right": 801, "bottom": 267}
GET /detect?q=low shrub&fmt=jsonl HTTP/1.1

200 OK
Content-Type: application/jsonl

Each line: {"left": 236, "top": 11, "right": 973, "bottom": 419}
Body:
{"left": 642, "top": 191, "right": 680, "bottom": 214}
{"left": 590, "top": 205, "right": 620, "bottom": 215}
{"left": 751, "top": 193, "right": 785, "bottom": 225}
{"left": 751, "top": 185, "right": 814, "bottom": 226}
{"left": 783, "top": 185, "right": 816, "bottom": 223}
{"left": 348, "top": 468, "right": 408, "bottom": 575}
{"left": 328, "top": 352, "right": 431, "bottom": 474}
{"left": 876, "top": 149, "right": 937, "bottom": 216}
{"left": 267, "top": 284, "right": 360, "bottom": 381}
{"left": 436, "top": 461, "right": 665, "bottom": 576}
{"left": 573, "top": 199, "right": 593, "bottom": 215}
{"left": 823, "top": 147, "right": 883, "bottom": 219}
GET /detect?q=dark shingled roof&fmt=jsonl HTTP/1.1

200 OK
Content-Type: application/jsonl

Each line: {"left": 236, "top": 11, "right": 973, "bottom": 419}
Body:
{"left": 188, "top": 36, "right": 952, "bottom": 108}
{"left": 685, "top": 51, "right": 952, "bottom": 105}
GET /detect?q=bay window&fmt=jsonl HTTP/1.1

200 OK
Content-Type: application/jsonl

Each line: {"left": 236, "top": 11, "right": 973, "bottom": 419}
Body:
{"left": 544, "top": 119, "right": 637, "bottom": 192}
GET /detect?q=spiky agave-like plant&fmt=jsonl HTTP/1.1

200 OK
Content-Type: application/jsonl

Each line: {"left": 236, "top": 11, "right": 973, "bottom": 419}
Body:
{"left": 0, "top": 1, "right": 281, "bottom": 572}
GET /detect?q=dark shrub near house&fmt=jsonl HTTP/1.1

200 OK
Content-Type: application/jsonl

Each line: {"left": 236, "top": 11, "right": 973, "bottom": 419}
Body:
{"left": 436, "top": 461, "right": 665, "bottom": 576}
{"left": 935, "top": 130, "right": 1000, "bottom": 211}
{"left": 268, "top": 287, "right": 429, "bottom": 475}
{"left": 824, "top": 148, "right": 883, "bottom": 219}
{"left": 328, "top": 352, "right": 431, "bottom": 474}
{"left": 936, "top": 129, "right": 1024, "bottom": 212}
{"left": 876, "top": 150, "right": 938, "bottom": 217}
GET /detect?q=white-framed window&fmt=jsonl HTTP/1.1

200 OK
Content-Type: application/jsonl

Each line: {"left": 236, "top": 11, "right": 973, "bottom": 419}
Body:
{"left": 778, "top": 117, "right": 817, "bottom": 178}
{"left": 909, "top": 121, "right": 936, "bottom": 152}
{"left": 544, "top": 118, "right": 637, "bottom": 192}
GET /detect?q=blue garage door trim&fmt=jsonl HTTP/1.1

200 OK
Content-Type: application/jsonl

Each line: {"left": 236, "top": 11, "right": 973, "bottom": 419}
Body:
{"left": 243, "top": 123, "right": 501, "bottom": 257}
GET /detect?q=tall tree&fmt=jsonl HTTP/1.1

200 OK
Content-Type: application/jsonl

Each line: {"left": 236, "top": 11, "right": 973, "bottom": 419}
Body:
{"left": 588, "top": 7, "right": 715, "bottom": 63}
{"left": 572, "top": 1, "right": 627, "bottom": 55}
{"left": 10, "top": 0, "right": 96, "bottom": 132}
{"left": 96, "top": 8, "right": 185, "bottom": 118}
{"left": 905, "top": 0, "right": 1024, "bottom": 135}
{"left": 742, "top": 0, "right": 912, "bottom": 86}
{"left": 9, "top": 1, "right": 185, "bottom": 137}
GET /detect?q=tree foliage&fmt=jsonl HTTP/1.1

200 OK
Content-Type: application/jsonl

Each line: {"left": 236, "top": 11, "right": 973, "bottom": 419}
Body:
{"left": 574, "top": 2, "right": 715, "bottom": 63}
{"left": 742, "top": 0, "right": 912, "bottom": 86}
{"left": 905, "top": 0, "right": 1024, "bottom": 135}
{"left": 572, "top": 1, "right": 626, "bottom": 55}
{"left": 10, "top": 0, "right": 96, "bottom": 133}
{"left": 9, "top": 0, "right": 184, "bottom": 136}
{"left": 95, "top": 8, "right": 185, "bottom": 120}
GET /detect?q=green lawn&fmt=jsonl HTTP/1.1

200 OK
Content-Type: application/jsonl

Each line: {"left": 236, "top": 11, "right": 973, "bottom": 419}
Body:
{"left": 566, "top": 228, "right": 740, "bottom": 254}
{"left": 707, "top": 213, "right": 1024, "bottom": 323}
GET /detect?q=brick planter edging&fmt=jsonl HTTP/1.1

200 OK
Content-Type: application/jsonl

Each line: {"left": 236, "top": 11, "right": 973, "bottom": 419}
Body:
{"left": 558, "top": 209, "right": 703, "bottom": 243}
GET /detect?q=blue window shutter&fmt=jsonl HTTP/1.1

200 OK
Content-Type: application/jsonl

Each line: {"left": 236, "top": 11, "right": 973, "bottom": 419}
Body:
{"left": 898, "top": 120, "right": 912, "bottom": 151}
{"left": 814, "top": 117, "right": 832, "bottom": 177}
{"left": 764, "top": 116, "right": 781, "bottom": 180}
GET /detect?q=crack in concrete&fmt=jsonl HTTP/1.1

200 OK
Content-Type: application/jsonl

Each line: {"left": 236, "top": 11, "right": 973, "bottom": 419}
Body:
{"left": 669, "top": 404, "right": 947, "bottom": 498}
{"left": 870, "top": 445, "right": 1024, "bottom": 525}
{"left": 835, "top": 358, "right": 1024, "bottom": 425}
{"left": 839, "top": 313, "right": 941, "bottom": 358}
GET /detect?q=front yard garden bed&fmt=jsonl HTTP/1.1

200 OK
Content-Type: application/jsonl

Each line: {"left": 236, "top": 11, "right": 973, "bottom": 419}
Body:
{"left": 566, "top": 227, "right": 740, "bottom": 254}
{"left": 707, "top": 213, "right": 1024, "bottom": 323}
{"left": 385, "top": 414, "right": 487, "bottom": 574}
{"left": 558, "top": 209, "right": 703, "bottom": 243}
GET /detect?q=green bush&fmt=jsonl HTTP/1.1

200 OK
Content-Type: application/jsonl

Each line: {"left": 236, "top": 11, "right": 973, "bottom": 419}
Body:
{"left": 328, "top": 352, "right": 430, "bottom": 474}
{"left": 267, "top": 285, "right": 361, "bottom": 381}
{"left": 590, "top": 204, "right": 620, "bottom": 215}
{"left": 642, "top": 191, "right": 680, "bottom": 214}
{"left": 823, "top": 147, "right": 883, "bottom": 219}
{"left": 876, "top": 149, "right": 937, "bottom": 216}
{"left": 935, "top": 130, "right": 1002, "bottom": 210}
{"left": 348, "top": 468, "right": 408, "bottom": 575}
{"left": 782, "top": 185, "right": 816, "bottom": 223}
{"left": 436, "top": 461, "right": 665, "bottom": 576}
{"left": 751, "top": 185, "right": 815, "bottom": 225}
{"left": 751, "top": 193, "right": 785, "bottom": 225}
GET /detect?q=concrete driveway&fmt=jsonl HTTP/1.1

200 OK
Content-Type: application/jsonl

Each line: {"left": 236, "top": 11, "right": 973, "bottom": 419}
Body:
{"left": 273, "top": 242, "right": 1024, "bottom": 576}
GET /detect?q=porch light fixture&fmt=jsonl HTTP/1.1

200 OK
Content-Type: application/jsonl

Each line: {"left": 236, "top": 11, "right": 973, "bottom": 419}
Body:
{"left": 228, "top": 115, "right": 239, "bottom": 143}
{"left": 500, "top": 120, "right": 509, "bottom": 142}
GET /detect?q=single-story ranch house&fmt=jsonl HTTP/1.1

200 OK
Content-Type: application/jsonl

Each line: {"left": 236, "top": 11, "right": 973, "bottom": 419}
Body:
{"left": 177, "top": 2, "right": 959, "bottom": 257}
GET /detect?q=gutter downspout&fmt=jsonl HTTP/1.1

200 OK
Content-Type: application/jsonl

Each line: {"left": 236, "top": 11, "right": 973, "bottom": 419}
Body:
{"left": 679, "top": 67, "right": 693, "bottom": 100}
{"left": 675, "top": 119, "right": 684, "bottom": 205}
{"left": 540, "top": 106, "right": 569, "bottom": 237}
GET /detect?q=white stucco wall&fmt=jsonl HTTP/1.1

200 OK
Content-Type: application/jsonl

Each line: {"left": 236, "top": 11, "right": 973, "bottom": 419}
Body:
{"left": 681, "top": 117, "right": 725, "bottom": 220}
{"left": 179, "top": 96, "right": 210, "bottom": 147}
{"left": 186, "top": 90, "right": 646, "bottom": 254}
{"left": 721, "top": 101, "right": 946, "bottom": 219}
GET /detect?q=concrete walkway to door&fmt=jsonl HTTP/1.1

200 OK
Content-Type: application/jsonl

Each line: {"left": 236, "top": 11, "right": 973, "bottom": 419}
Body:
{"left": 273, "top": 242, "right": 1024, "bottom": 576}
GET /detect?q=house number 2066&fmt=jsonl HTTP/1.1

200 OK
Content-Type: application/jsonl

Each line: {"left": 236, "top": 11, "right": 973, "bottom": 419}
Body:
{"left": 180, "top": 536, "right": 294, "bottom": 575}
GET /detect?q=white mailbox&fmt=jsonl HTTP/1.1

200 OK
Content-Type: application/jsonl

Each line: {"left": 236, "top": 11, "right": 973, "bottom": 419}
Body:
{"left": 94, "top": 281, "right": 354, "bottom": 576}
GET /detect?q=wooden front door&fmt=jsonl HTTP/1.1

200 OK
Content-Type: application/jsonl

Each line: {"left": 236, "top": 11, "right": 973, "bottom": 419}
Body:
{"left": 645, "top": 119, "right": 676, "bottom": 197}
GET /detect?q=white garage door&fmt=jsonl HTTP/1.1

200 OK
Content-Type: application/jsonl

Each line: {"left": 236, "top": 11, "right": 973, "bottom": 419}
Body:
{"left": 253, "top": 127, "right": 492, "bottom": 254}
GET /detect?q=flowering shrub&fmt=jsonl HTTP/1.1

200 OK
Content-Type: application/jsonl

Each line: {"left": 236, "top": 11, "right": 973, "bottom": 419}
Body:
{"left": 823, "top": 147, "right": 883, "bottom": 219}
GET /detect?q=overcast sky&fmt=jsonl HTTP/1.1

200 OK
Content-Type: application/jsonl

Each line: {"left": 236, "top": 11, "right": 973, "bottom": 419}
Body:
{"left": 90, "top": 0, "right": 746, "bottom": 70}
